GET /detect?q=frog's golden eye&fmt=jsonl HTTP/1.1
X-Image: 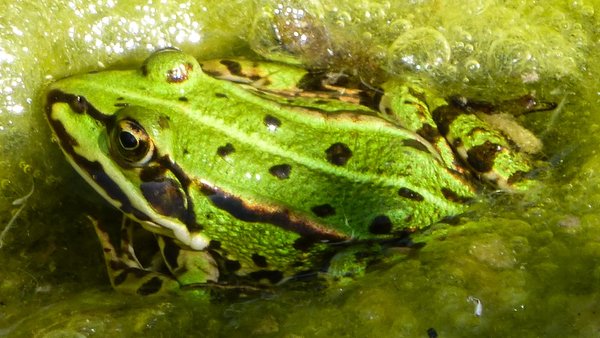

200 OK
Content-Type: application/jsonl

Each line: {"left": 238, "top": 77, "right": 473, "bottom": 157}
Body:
{"left": 110, "top": 119, "right": 155, "bottom": 167}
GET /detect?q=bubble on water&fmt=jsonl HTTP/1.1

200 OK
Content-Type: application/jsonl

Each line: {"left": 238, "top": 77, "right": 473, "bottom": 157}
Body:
{"left": 487, "top": 35, "right": 539, "bottom": 78}
{"left": 389, "top": 18, "right": 413, "bottom": 35}
{"left": 580, "top": 5, "right": 594, "bottom": 16}
{"left": 248, "top": 0, "right": 330, "bottom": 65}
{"left": 387, "top": 27, "right": 451, "bottom": 73}
{"left": 464, "top": 43, "right": 474, "bottom": 54}
{"left": 464, "top": 58, "right": 481, "bottom": 73}
{"left": 332, "top": 11, "right": 353, "bottom": 28}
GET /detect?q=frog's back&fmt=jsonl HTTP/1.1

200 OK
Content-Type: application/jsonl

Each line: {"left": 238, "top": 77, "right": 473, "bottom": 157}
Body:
{"left": 169, "top": 68, "right": 474, "bottom": 241}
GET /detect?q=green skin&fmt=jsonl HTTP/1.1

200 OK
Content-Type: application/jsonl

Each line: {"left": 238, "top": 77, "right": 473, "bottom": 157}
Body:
{"left": 45, "top": 49, "right": 549, "bottom": 295}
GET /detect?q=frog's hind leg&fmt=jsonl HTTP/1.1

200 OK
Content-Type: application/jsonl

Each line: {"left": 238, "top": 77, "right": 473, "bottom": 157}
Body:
{"left": 432, "top": 95, "right": 555, "bottom": 191}
{"left": 90, "top": 216, "right": 180, "bottom": 295}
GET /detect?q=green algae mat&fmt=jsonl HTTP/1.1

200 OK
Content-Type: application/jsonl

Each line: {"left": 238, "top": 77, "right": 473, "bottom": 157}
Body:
{"left": 1, "top": 1, "right": 599, "bottom": 336}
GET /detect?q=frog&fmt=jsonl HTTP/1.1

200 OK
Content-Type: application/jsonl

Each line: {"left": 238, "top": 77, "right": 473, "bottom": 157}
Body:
{"left": 45, "top": 49, "right": 554, "bottom": 295}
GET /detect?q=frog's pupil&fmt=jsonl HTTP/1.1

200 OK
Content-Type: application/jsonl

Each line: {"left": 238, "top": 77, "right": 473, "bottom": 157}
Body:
{"left": 119, "top": 131, "right": 138, "bottom": 150}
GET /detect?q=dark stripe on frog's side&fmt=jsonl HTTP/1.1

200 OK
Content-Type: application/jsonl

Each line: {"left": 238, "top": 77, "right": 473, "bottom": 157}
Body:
{"left": 407, "top": 87, "right": 430, "bottom": 110}
{"left": 219, "top": 60, "right": 243, "bottom": 76}
{"left": 249, "top": 87, "right": 378, "bottom": 117}
{"left": 358, "top": 87, "right": 384, "bottom": 111}
{"left": 112, "top": 267, "right": 165, "bottom": 294}
{"left": 507, "top": 170, "right": 528, "bottom": 185}
{"left": 197, "top": 183, "right": 347, "bottom": 244}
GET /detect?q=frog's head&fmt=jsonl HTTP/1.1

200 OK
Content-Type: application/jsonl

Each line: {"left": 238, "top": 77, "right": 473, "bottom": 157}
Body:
{"left": 45, "top": 49, "right": 211, "bottom": 250}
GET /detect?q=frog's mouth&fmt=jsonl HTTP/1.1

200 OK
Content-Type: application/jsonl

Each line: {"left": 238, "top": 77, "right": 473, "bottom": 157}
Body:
{"left": 46, "top": 89, "right": 348, "bottom": 250}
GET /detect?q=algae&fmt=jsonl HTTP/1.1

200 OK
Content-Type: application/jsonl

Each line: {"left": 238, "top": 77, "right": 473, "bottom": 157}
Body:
{"left": 0, "top": 0, "right": 599, "bottom": 336}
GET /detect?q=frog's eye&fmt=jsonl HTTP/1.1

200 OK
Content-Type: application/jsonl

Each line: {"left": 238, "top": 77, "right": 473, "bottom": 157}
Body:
{"left": 110, "top": 119, "right": 155, "bottom": 167}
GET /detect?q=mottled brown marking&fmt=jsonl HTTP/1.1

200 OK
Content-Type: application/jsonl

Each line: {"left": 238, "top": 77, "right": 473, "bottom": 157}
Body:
{"left": 311, "top": 204, "right": 336, "bottom": 217}
{"left": 137, "top": 276, "right": 163, "bottom": 296}
{"left": 507, "top": 170, "right": 528, "bottom": 185}
{"left": 417, "top": 123, "right": 442, "bottom": 143}
{"left": 252, "top": 253, "right": 268, "bottom": 268}
{"left": 161, "top": 237, "right": 181, "bottom": 270}
{"left": 298, "top": 71, "right": 326, "bottom": 91}
{"left": 402, "top": 139, "right": 429, "bottom": 153}
{"left": 369, "top": 215, "right": 393, "bottom": 234}
{"left": 432, "top": 104, "right": 465, "bottom": 136}
{"left": 249, "top": 270, "right": 284, "bottom": 284}
{"left": 225, "top": 259, "right": 241, "bottom": 272}
{"left": 398, "top": 187, "right": 424, "bottom": 201}
{"left": 466, "top": 141, "right": 502, "bottom": 173}
{"left": 440, "top": 187, "right": 471, "bottom": 203}
{"left": 269, "top": 164, "right": 291, "bottom": 179}
{"left": 140, "top": 179, "right": 186, "bottom": 218}
{"left": 139, "top": 165, "right": 166, "bottom": 182}
{"left": 263, "top": 115, "right": 282, "bottom": 130}
{"left": 217, "top": 143, "right": 235, "bottom": 158}
{"left": 220, "top": 60, "right": 242, "bottom": 76}
{"left": 325, "top": 143, "right": 352, "bottom": 166}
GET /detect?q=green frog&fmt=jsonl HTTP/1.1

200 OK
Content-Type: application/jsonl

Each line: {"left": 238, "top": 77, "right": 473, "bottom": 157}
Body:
{"left": 45, "top": 49, "right": 553, "bottom": 295}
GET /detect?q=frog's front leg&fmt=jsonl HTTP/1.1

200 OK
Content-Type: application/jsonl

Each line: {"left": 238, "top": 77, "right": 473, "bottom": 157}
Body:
{"left": 91, "top": 216, "right": 181, "bottom": 295}
{"left": 156, "top": 236, "right": 219, "bottom": 287}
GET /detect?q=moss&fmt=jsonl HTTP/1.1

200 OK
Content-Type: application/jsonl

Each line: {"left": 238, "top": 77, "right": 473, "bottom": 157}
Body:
{"left": 1, "top": 0, "right": 599, "bottom": 336}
